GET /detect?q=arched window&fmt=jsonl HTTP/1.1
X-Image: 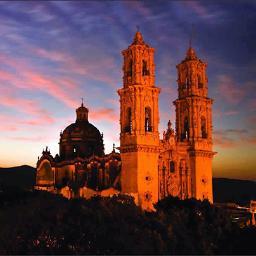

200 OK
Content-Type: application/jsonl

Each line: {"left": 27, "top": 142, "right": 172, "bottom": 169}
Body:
{"left": 201, "top": 116, "right": 207, "bottom": 138}
{"left": 128, "top": 59, "right": 133, "bottom": 77}
{"left": 145, "top": 107, "right": 152, "bottom": 132}
{"left": 142, "top": 60, "right": 149, "bottom": 76}
{"left": 124, "top": 107, "right": 132, "bottom": 133}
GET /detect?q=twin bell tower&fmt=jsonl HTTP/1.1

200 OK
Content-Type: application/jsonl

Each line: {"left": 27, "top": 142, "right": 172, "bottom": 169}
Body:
{"left": 118, "top": 30, "right": 214, "bottom": 211}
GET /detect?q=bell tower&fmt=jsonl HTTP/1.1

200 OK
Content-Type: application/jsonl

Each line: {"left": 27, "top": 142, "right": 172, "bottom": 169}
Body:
{"left": 118, "top": 31, "right": 160, "bottom": 210}
{"left": 174, "top": 46, "right": 215, "bottom": 202}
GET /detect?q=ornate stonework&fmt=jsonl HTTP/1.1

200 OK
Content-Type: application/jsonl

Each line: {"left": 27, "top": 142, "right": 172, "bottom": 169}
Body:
{"left": 159, "top": 45, "right": 214, "bottom": 202}
{"left": 36, "top": 30, "right": 215, "bottom": 209}
{"left": 118, "top": 31, "right": 160, "bottom": 211}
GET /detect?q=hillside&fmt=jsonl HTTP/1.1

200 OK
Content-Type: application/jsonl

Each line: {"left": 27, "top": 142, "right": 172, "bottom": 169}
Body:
{"left": 213, "top": 178, "right": 256, "bottom": 205}
{"left": 0, "top": 166, "right": 256, "bottom": 204}
{"left": 0, "top": 165, "right": 36, "bottom": 189}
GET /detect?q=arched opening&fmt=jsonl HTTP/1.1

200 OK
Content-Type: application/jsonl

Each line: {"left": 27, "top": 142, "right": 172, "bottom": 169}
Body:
{"left": 62, "top": 170, "right": 69, "bottom": 187}
{"left": 201, "top": 116, "right": 207, "bottom": 138}
{"left": 145, "top": 107, "right": 152, "bottom": 132}
{"left": 38, "top": 161, "right": 53, "bottom": 183}
{"left": 185, "top": 76, "right": 189, "bottom": 89}
{"left": 170, "top": 161, "right": 175, "bottom": 173}
{"left": 128, "top": 59, "right": 133, "bottom": 77}
{"left": 198, "top": 75, "right": 203, "bottom": 88}
{"left": 142, "top": 60, "right": 149, "bottom": 76}
{"left": 182, "top": 116, "right": 189, "bottom": 141}
{"left": 124, "top": 107, "right": 132, "bottom": 133}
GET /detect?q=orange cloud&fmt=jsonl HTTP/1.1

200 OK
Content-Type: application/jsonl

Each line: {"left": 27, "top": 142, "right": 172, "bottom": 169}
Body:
{"left": 213, "top": 129, "right": 256, "bottom": 148}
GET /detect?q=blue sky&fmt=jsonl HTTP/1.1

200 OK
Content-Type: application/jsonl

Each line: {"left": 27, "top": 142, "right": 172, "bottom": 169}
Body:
{"left": 0, "top": 1, "right": 255, "bottom": 180}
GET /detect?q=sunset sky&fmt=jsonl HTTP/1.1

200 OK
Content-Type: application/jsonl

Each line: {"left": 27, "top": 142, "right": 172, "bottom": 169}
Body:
{"left": 0, "top": 1, "right": 255, "bottom": 180}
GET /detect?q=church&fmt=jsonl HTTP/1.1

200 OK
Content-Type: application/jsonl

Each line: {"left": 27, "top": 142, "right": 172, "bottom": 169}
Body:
{"left": 36, "top": 31, "right": 215, "bottom": 211}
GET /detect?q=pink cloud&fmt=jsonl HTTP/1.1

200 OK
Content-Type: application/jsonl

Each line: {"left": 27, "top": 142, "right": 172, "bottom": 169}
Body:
{"left": 217, "top": 75, "right": 245, "bottom": 105}
{"left": 0, "top": 114, "right": 19, "bottom": 132}
{"left": 90, "top": 108, "right": 118, "bottom": 122}
{"left": 224, "top": 110, "right": 240, "bottom": 116}
{"left": 0, "top": 52, "right": 79, "bottom": 108}
{"left": 19, "top": 116, "right": 55, "bottom": 126}
{"left": 248, "top": 115, "right": 256, "bottom": 126}
{"left": 183, "top": 1, "right": 222, "bottom": 20}
{"left": 32, "top": 48, "right": 67, "bottom": 63}
{"left": 0, "top": 124, "right": 18, "bottom": 132}
{"left": 23, "top": 71, "right": 78, "bottom": 108}
{"left": 31, "top": 46, "right": 119, "bottom": 88}
{"left": 248, "top": 98, "right": 256, "bottom": 110}
{"left": 0, "top": 90, "right": 56, "bottom": 129}
{"left": 0, "top": 91, "right": 54, "bottom": 120}
{"left": 124, "top": 1, "right": 152, "bottom": 17}
{"left": 7, "top": 135, "right": 53, "bottom": 142}
{"left": 0, "top": 70, "right": 16, "bottom": 81}
{"left": 185, "top": 1, "right": 209, "bottom": 17}
{"left": 161, "top": 86, "right": 176, "bottom": 97}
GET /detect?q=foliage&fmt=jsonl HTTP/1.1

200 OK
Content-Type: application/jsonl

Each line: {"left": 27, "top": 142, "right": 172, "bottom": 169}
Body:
{"left": 0, "top": 189, "right": 255, "bottom": 255}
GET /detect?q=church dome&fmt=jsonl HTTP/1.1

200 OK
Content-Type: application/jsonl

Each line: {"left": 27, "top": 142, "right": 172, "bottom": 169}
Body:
{"left": 59, "top": 103, "right": 104, "bottom": 160}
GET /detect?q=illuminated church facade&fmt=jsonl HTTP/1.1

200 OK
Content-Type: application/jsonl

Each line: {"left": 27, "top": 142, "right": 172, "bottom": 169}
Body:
{"left": 36, "top": 31, "right": 215, "bottom": 210}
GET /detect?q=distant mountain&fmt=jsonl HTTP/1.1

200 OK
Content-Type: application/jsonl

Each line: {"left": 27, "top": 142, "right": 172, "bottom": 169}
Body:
{"left": 213, "top": 178, "right": 256, "bottom": 205}
{"left": 0, "top": 166, "right": 255, "bottom": 205}
{"left": 0, "top": 165, "right": 36, "bottom": 189}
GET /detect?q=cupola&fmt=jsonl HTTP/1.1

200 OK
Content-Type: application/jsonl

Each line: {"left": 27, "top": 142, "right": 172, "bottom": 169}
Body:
{"left": 76, "top": 102, "right": 89, "bottom": 122}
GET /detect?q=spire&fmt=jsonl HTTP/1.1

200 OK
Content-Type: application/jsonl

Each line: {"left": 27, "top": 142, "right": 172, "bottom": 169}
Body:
{"left": 186, "top": 46, "right": 197, "bottom": 60}
{"left": 186, "top": 24, "right": 197, "bottom": 60}
{"left": 132, "top": 26, "right": 145, "bottom": 45}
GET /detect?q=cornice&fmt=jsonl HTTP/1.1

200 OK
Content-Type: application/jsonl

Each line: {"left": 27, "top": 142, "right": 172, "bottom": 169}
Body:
{"left": 120, "top": 144, "right": 160, "bottom": 153}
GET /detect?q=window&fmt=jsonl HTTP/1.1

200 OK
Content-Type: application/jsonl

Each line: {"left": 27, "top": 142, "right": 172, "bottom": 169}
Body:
{"left": 142, "top": 60, "right": 149, "bottom": 76}
{"left": 144, "top": 191, "right": 152, "bottom": 201}
{"left": 128, "top": 59, "right": 133, "bottom": 77}
{"left": 124, "top": 107, "right": 132, "bottom": 133}
{"left": 181, "top": 116, "right": 189, "bottom": 140}
{"left": 198, "top": 75, "right": 203, "bottom": 88}
{"left": 185, "top": 77, "right": 189, "bottom": 89}
{"left": 145, "top": 107, "right": 152, "bottom": 132}
{"left": 201, "top": 116, "right": 207, "bottom": 138}
{"left": 170, "top": 161, "right": 175, "bottom": 173}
